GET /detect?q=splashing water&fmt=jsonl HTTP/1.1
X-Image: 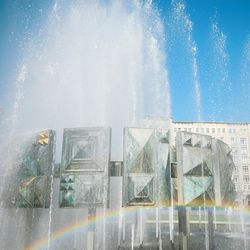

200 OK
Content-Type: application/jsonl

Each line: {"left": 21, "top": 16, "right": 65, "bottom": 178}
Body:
{"left": 0, "top": 64, "right": 27, "bottom": 203}
{"left": 1, "top": 1, "right": 250, "bottom": 250}
{"left": 6, "top": 0, "right": 171, "bottom": 161}
{"left": 207, "top": 18, "right": 231, "bottom": 121}
{"left": 240, "top": 36, "right": 250, "bottom": 118}
{"left": 0, "top": 2, "right": 171, "bottom": 249}
{"left": 167, "top": 0, "right": 202, "bottom": 121}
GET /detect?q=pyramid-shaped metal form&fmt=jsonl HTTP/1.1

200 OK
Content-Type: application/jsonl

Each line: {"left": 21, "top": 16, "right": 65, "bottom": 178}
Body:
{"left": 176, "top": 131, "right": 235, "bottom": 206}
{"left": 123, "top": 127, "right": 170, "bottom": 206}
{"left": 183, "top": 176, "right": 213, "bottom": 204}
{"left": 212, "top": 139, "right": 236, "bottom": 204}
{"left": 61, "top": 128, "right": 109, "bottom": 172}
{"left": 184, "top": 161, "right": 212, "bottom": 176}
{"left": 60, "top": 128, "right": 110, "bottom": 208}
{"left": 10, "top": 130, "right": 56, "bottom": 208}
{"left": 59, "top": 173, "right": 104, "bottom": 207}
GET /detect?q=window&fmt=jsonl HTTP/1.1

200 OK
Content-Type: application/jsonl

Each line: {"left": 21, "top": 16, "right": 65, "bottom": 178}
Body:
{"left": 234, "top": 166, "right": 238, "bottom": 172}
{"left": 229, "top": 128, "right": 232, "bottom": 133}
{"left": 184, "top": 128, "right": 187, "bottom": 131}
{"left": 242, "top": 166, "right": 248, "bottom": 173}
{"left": 206, "top": 128, "right": 209, "bottom": 133}
{"left": 196, "top": 128, "right": 199, "bottom": 133}
{"left": 220, "top": 137, "right": 224, "bottom": 141}
{"left": 217, "top": 128, "right": 221, "bottom": 133}
{"left": 244, "top": 185, "right": 247, "bottom": 190}
{"left": 222, "top": 128, "right": 225, "bottom": 133}
{"left": 201, "top": 128, "right": 204, "bottom": 133}
{"left": 233, "top": 129, "right": 236, "bottom": 134}
{"left": 233, "top": 156, "right": 240, "bottom": 163}
{"left": 188, "top": 128, "right": 192, "bottom": 132}
{"left": 240, "top": 138, "right": 247, "bottom": 145}
{"left": 248, "top": 185, "right": 250, "bottom": 190}
{"left": 243, "top": 175, "right": 249, "bottom": 182}
{"left": 238, "top": 185, "right": 243, "bottom": 191}
{"left": 234, "top": 175, "right": 239, "bottom": 182}
{"left": 240, "top": 128, "right": 247, "bottom": 133}
{"left": 241, "top": 147, "right": 247, "bottom": 155}
{"left": 178, "top": 128, "right": 181, "bottom": 131}
{"left": 230, "top": 137, "right": 236, "bottom": 145}
{"left": 242, "top": 155, "right": 248, "bottom": 164}
{"left": 174, "top": 128, "right": 177, "bottom": 132}
{"left": 212, "top": 128, "right": 215, "bottom": 133}
{"left": 231, "top": 147, "right": 237, "bottom": 154}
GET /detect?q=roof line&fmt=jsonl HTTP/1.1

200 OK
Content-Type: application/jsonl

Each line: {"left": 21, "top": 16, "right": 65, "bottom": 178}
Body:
{"left": 173, "top": 121, "right": 250, "bottom": 125}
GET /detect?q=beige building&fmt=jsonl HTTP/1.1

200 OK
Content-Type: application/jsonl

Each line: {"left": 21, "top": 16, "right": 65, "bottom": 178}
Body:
{"left": 172, "top": 121, "right": 250, "bottom": 205}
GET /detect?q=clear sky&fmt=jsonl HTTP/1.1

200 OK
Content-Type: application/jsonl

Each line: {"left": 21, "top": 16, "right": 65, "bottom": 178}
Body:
{"left": 158, "top": 0, "right": 250, "bottom": 122}
{"left": 0, "top": 0, "right": 250, "bottom": 122}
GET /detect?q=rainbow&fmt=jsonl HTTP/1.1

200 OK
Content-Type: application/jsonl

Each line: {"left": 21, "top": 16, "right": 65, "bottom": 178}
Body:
{"left": 24, "top": 207, "right": 135, "bottom": 250}
{"left": 24, "top": 204, "right": 250, "bottom": 250}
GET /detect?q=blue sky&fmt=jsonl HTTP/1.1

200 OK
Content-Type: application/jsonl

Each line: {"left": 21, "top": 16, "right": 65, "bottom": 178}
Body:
{"left": 0, "top": 0, "right": 250, "bottom": 122}
{"left": 0, "top": 0, "right": 51, "bottom": 106}
{"left": 158, "top": 0, "right": 250, "bottom": 122}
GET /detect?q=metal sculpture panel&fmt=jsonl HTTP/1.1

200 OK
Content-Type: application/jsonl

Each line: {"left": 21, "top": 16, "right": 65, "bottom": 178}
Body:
{"left": 61, "top": 128, "right": 110, "bottom": 172}
{"left": 60, "top": 127, "right": 110, "bottom": 208}
{"left": 13, "top": 130, "right": 56, "bottom": 208}
{"left": 60, "top": 173, "right": 104, "bottom": 207}
{"left": 176, "top": 131, "right": 235, "bottom": 206}
{"left": 212, "top": 138, "right": 236, "bottom": 205}
{"left": 123, "top": 128, "right": 170, "bottom": 206}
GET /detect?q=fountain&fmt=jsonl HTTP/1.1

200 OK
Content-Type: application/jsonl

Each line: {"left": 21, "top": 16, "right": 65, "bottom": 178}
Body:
{"left": 167, "top": 0, "right": 202, "bottom": 121}
{"left": 207, "top": 18, "right": 231, "bottom": 121}
{"left": 0, "top": 0, "right": 249, "bottom": 250}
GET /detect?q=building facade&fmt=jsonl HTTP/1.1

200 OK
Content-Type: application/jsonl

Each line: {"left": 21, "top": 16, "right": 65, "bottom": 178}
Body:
{"left": 172, "top": 121, "right": 250, "bottom": 205}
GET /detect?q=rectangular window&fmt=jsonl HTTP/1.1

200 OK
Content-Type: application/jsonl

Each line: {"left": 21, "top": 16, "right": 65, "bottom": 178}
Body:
{"left": 222, "top": 128, "right": 225, "bottom": 133}
{"left": 184, "top": 128, "right": 187, "bottom": 131}
{"left": 206, "top": 128, "right": 209, "bottom": 133}
{"left": 178, "top": 128, "right": 181, "bottom": 131}
{"left": 234, "top": 176, "right": 239, "bottom": 182}
{"left": 233, "top": 129, "right": 236, "bottom": 134}
{"left": 231, "top": 137, "right": 236, "bottom": 144}
{"left": 196, "top": 128, "right": 199, "bottom": 133}
{"left": 188, "top": 128, "right": 192, "bottom": 132}
{"left": 201, "top": 128, "right": 204, "bottom": 133}
{"left": 229, "top": 128, "right": 232, "bottom": 133}
{"left": 239, "top": 128, "right": 247, "bottom": 134}
{"left": 234, "top": 166, "right": 238, "bottom": 172}
{"left": 174, "top": 128, "right": 177, "bottom": 132}
{"left": 241, "top": 147, "right": 247, "bottom": 155}
{"left": 243, "top": 166, "right": 249, "bottom": 173}
{"left": 240, "top": 138, "right": 247, "bottom": 145}
{"left": 217, "top": 128, "right": 221, "bottom": 133}
{"left": 233, "top": 155, "right": 240, "bottom": 163}
{"left": 242, "top": 155, "right": 248, "bottom": 164}
{"left": 243, "top": 175, "right": 249, "bottom": 183}
{"left": 212, "top": 128, "right": 215, "bottom": 133}
{"left": 248, "top": 185, "right": 250, "bottom": 190}
{"left": 231, "top": 147, "right": 237, "bottom": 154}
